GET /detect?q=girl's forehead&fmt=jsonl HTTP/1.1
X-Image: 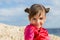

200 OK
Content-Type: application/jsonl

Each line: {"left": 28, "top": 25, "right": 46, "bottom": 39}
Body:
{"left": 34, "top": 11, "right": 45, "bottom": 18}
{"left": 33, "top": 13, "right": 45, "bottom": 19}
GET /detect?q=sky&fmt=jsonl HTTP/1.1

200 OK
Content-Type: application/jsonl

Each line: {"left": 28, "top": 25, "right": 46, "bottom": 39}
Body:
{"left": 0, "top": 0, "right": 60, "bottom": 28}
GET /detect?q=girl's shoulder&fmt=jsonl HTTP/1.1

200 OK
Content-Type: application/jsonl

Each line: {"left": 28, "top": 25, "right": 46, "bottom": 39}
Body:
{"left": 25, "top": 24, "right": 35, "bottom": 31}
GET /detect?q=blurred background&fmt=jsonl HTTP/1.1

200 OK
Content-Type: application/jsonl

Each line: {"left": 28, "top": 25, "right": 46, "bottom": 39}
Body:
{"left": 0, "top": 0, "right": 60, "bottom": 36}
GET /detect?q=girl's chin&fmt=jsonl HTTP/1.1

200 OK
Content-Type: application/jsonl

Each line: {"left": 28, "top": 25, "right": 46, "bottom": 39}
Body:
{"left": 32, "top": 24, "right": 42, "bottom": 27}
{"left": 35, "top": 25, "right": 42, "bottom": 28}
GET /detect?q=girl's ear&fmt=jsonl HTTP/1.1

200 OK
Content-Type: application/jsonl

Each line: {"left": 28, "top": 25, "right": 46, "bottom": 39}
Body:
{"left": 45, "top": 8, "right": 50, "bottom": 13}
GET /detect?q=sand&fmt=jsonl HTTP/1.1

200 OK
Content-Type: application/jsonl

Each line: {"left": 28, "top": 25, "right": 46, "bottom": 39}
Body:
{"left": 0, "top": 23, "right": 60, "bottom": 40}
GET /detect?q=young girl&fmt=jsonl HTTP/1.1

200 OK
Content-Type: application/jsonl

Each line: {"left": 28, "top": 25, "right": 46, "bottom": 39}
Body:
{"left": 24, "top": 4, "right": 50, "bottom": 40}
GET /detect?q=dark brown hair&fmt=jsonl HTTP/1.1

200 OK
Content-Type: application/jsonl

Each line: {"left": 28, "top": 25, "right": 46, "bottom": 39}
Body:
{"left": 24, "top": 4, "right": 50, "bottom": 19}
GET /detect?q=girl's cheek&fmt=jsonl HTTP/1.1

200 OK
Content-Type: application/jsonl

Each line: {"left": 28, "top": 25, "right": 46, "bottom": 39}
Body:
{"left": 31, "top": 21, "right": 35, "bottom": 24}
{"left": 42, "top": 20, "right": 45, "bottom": 24}
{"left": 40, "top": 20, "right": 44, "bottom": 25}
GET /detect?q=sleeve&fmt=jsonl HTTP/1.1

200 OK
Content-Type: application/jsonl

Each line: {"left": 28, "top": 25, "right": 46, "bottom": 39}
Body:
{"left": 24, "top": 26, "right": 34, "bottom": 40}
{"left": 39, "top": 28, "right": 50, "bottom": 40}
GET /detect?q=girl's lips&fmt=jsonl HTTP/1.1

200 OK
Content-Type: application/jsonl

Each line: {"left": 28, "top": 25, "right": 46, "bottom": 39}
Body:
{"left": 35, "top": 22, "right": 42, "bottom": 26}
{"left": 35, "top": 22, "right": 42, "bottom": 28}
{"left": 40, "top": 22, "right": 42, "bottom": 25}
{"left": 35, "top": 24, "right": 41, "bottom": 26}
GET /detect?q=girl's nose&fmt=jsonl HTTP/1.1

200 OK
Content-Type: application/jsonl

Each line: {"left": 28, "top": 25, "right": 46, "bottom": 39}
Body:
{"left": 36, "top": 20, "right": 42, "bottom": 25}
{"left": 36, "top": 20, "right": 40, "bottom": 24}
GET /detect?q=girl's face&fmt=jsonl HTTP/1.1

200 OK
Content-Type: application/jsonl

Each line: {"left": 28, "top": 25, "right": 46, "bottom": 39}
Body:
{"left": 29, "top": 10, "right": 46, "bottom": 28}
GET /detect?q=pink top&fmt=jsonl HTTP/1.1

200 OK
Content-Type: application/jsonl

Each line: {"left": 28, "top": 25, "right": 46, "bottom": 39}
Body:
{"left": 24, "top": 24, "right": 50, "bottom": 40}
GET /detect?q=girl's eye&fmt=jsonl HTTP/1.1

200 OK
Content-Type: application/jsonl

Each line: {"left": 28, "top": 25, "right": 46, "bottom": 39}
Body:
{"left": 33, "top": 18, "right": 36, "bottom": 20}
{"left": 39, "top": 17, "right": 43, "bottom": 20}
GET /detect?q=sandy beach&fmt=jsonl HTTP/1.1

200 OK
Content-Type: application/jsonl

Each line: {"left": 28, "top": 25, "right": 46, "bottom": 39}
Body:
{"left": 0, "top": 23, "right": 60, "bottom": 40}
